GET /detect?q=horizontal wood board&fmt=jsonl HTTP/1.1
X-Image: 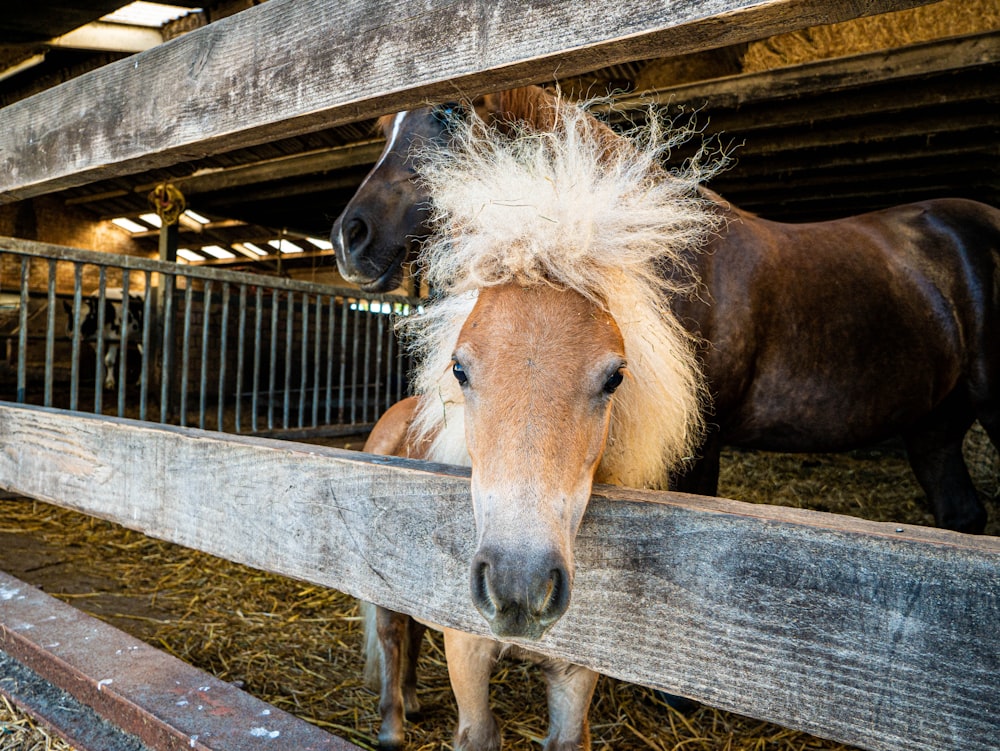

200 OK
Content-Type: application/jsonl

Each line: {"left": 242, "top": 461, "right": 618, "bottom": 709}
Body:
{"left": 0, "top": 402, "right": 996, "bottom": 751}
{"left": 0, "top": 569, "right": 361, "bottom": 750}
{"left": 0, "top": 0, "right": 935, "bottom": 201}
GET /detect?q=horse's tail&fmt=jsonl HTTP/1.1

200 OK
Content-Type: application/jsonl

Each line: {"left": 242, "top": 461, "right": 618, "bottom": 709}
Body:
{"left": 360, "top": 599, "right": 382, "bottom": 691}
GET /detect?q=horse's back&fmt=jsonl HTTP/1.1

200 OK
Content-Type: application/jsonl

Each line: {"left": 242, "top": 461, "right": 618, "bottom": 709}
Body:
{"left": 693, "top": 197, "right": 1000, "bottom": 450}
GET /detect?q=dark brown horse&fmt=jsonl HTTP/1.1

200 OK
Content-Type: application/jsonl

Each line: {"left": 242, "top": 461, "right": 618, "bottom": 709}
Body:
{"left": 332, "top": 85, "right": 1000, "bottom": 535}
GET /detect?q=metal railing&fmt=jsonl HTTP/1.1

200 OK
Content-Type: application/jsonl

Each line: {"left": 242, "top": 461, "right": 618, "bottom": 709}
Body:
{"left": 0, "top": 236, "right": 418, "bottom": 438}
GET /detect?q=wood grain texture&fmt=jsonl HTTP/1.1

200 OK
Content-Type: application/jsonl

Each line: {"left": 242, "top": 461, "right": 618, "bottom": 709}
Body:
{"left": 0, "top": 0, "right": 935, "bottom": 202}
{"left": 0, "top": 402, "right": 996, "bottom": 751}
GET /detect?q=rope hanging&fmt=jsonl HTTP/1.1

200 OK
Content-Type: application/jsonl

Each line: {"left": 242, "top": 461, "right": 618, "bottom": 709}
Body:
{"left": 148, "top": 183, "right": 186, "bottom": 226}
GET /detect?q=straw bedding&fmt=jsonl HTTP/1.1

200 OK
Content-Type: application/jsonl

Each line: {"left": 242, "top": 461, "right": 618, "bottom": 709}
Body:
{"left": 1, "top": 426, "right": 995, "bottom": 750}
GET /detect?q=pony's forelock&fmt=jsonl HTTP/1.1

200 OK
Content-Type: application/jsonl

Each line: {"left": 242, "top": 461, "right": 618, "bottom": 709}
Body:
{"left": 403, "top": 94, "right": 724, "bottom": 484}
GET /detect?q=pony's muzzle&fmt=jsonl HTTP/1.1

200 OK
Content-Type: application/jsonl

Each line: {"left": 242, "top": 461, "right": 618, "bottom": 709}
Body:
{"left": 470, "top": 547, "right": 571, "bottom": 640}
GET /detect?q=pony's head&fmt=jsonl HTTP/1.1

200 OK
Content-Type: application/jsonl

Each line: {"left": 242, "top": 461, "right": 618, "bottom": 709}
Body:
{"left": 404, "top": 93, "right": 721, "bottom": 639}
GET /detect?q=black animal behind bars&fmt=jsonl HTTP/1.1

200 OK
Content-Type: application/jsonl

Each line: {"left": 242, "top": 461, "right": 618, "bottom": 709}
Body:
{"left": 63, "top": 289, "right": 144, "bottom": 390}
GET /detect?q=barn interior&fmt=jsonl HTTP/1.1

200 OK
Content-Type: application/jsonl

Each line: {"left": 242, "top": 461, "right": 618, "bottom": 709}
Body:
{"left": 1, "top": 0, "right": 997, "bottom": 294}
{"left": 1, "top": 4, "right": 999, "bottom": 751}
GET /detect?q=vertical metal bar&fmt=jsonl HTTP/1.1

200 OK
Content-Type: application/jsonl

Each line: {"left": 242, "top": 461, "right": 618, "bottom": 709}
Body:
{"left": 217, "top": 282, "right": 230, "bottom": 431}
{"left": 338, "top": 296, "right": 349, "bottom": 423}
{"left": 159, "top": 274, "right": 175, "bottom": 424}
{"left": 267, "top": 291, "right": 279, "bottom": 430}
{"left": 373, "top": 308, "right": 384, "bottom": 420}
{"left": 252, "top": 287, "right": 263, "bottom": 432}
{"left": 199, "top": 279, "right": 213, "bottom": 430}
{"left": 117, "top": 268, "right": 131, "bottom": 417}
{"left": 350, "top": 299, "right": 360, "bottom": 425}
{"left": 139, "top": 270, "right": 153, "bottom": 421}
{"left": 180, "top": 279, "right": 194, "bottom": 427}
{"left": 16, "top": 257, "right": 29, "bottom": 404}
{"left": 69, "top": 265, "right": 83, "bottom": 412}
{"left": 361, "top": 303, "right": 372, "bottom": 424}
{"left": 385, "top": 308, "right": 395, "bottom": 412}
{"left": 44, "top": 259, "right": 57, "bottom": 408}
{"left": 283, "top": 291, "right": 294, "bottom": 429}
{"left": 297, "top": 293, "right": 309, "bottom": 428}
{"left": 235, "top": 284, "right": 247, "bottom": 433}
{"left": 94, "top": 269, "right": 107, "bottom": 415}
{"left": 325, "top": 295, "right": 336, "bottom": 425}
{"left": 397, "top": 305, "right": 409, "bottom": 402}
{"left": 311, "top": 295, "right": 322, "bottom": 427}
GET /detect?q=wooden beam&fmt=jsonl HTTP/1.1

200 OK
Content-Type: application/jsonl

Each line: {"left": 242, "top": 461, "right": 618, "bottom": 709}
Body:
{"left": 0, "top": 570, "right": 361, "bottom": 750}
{"left": 131, "top": 141, "right": 384, "bottom": 196}
{"left": 0, "top": 402, "right": 995, "bottom": 751}
{"left": 624, "top": 29, "right": 1000, "bottom": 111}
{"left": 0, "top": 0, "right": 936, "bottom": 202}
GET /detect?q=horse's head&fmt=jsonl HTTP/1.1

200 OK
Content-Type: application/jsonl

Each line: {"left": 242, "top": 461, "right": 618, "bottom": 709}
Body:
{"left": 331, "top": 106, "right": 453, "bottom": 291}
{"left": 331, "top": 88, "right": 569, "bottom": 293}
{"left": 405, "top": 91, "right": 717, "bottom": 640}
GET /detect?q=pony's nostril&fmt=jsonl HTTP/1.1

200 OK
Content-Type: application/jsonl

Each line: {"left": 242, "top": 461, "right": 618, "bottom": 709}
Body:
{"left": 470, "top": 559, "right": 496, "bottom": 619}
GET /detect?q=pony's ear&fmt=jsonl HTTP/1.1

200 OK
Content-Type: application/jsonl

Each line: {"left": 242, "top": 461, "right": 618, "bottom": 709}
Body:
{"left": 470, "top": 91, "right": 504, "bottom": 126}
{"left": 475, "top": 86, "right": 629, "bottom": 164}
{"left": 471, "top": 86, "right": 554, "bottom": 135}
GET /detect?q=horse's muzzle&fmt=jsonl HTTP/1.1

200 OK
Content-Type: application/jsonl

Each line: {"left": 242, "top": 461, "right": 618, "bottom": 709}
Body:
{"left": 470, "top": 546, "right": 571, "bottom": 640}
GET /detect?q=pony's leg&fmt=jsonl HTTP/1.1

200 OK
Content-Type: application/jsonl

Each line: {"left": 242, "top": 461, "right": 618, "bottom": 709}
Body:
{"left": 374, "top": 606, "right": 414, "bottom": 751}
{"left": 402, "top": 617, "right": 427, "bottom": 718}
{"left": 902, "top": 396, "right": 985, "bottom": 534}
{"left": 443, "top": 628, "right": 502, "bottom": 751}
{"left": 362, "top": 600, "right": 426, "bottom": 718}
{"left": 540, "top": 659, "right": 598, "bottom": 751}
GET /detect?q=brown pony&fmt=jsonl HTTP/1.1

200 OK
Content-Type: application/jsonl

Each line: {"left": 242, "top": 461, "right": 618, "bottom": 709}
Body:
{"left": 332, "top": 85, "right": 1000, "bottom": 536}
{"left": 357, "top": 97, "right": 716, "bottom": 750}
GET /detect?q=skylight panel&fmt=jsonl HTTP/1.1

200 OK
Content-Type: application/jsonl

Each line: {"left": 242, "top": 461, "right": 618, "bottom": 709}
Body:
{"left": 102, "top": 2, "right": 201, "bottom": 28}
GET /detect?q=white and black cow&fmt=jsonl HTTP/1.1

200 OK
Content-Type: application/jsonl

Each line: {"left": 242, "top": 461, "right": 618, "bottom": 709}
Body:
{"left": 63, "top": 288, "right": 144, "bottom": 390}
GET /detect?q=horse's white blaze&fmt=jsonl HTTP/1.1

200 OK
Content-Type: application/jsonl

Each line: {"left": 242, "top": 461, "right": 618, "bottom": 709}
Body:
{"left": 338, "top": 111, "right": 409, "bottom": 251}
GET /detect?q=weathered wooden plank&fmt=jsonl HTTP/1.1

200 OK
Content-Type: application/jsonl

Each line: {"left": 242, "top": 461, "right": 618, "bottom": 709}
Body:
{"left": 0, "top": 0, "right": 934, "bottom": 202}
{"left": 0, "top": 403, "right": 996, "bottom": 751}
{"left": 0, "top": 570, "right": 361, "bottom": 750}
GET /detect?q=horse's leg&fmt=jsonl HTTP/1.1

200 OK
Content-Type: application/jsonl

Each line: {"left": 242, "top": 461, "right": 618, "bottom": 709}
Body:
{"left": 671, "top": 426, "right": 721, "bottom": 496}
{"left": 443, "top": 627, "right": 502, "bottom": 751}
{"left": 902, "top": 396, "right": 985, "bottom": 534}
{"left": 374, "top": 605, "right": 414, "bottom": 751}
{"left": 539, "top": 659, "right": 598, "bottom": 751}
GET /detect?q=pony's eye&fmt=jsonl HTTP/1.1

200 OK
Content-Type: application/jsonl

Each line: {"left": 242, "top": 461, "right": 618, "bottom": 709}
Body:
{"left": 603, "top": 367, "right": 625, "bottom": 394}
{"left": 452, "top": 361, "right": 468, "bottom": 386}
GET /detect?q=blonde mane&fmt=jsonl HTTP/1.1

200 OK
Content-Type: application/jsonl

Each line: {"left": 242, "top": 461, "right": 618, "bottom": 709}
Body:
{"left": 403, "top": 92, "right": 723, "bottom": 488}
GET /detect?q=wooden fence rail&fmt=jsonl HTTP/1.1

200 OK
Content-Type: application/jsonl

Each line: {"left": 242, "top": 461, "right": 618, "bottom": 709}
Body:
{"left": 0, "top": 0, "right": 935, "bottom": 202}
{"left": 0, "top": 402, "right": 996, "bottom": 751}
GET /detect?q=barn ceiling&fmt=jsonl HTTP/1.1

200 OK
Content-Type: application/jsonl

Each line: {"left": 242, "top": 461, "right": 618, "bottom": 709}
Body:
{"left": 1, "top": 2, "right": 997, "bottom": 272}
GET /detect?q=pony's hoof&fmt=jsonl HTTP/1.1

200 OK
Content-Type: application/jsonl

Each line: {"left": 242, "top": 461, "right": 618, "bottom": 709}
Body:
{"left": 454, "top": 718, "right": 501, "bottom": 751}
{"left": 377, "top": 735, "right": 405, "bottom": 751}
